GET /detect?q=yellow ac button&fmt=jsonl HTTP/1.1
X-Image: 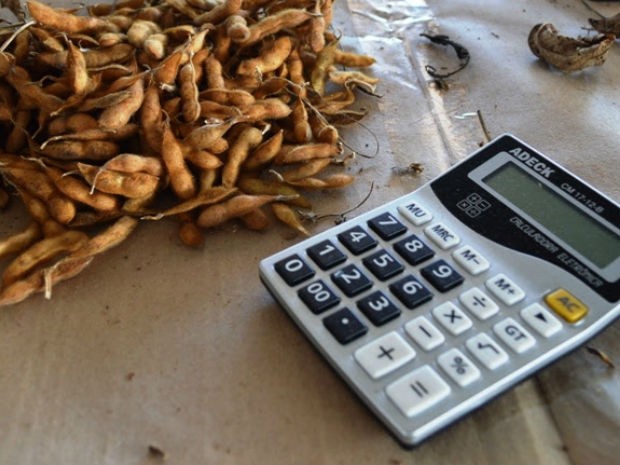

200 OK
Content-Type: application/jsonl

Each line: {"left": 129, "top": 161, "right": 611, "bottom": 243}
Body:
{"left": 544, "top": 289, "right": 589, "bottom": 324}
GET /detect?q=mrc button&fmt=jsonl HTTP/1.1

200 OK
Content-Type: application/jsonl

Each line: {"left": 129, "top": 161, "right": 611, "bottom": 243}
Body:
{"left": 544, "top": 289, "right": 588, "bottom": 323}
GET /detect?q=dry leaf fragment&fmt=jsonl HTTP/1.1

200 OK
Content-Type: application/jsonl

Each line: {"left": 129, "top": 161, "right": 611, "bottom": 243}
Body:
{"left": 589, "top": 12, "right": 620, "bottom": 36}
{"left": 528, "top": 23, "right": 615, "bottom": 72}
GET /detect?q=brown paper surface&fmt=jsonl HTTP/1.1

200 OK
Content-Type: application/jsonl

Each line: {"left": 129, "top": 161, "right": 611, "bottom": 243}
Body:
{"left": 0, "top": 0, "right": 618, "bottom": 464}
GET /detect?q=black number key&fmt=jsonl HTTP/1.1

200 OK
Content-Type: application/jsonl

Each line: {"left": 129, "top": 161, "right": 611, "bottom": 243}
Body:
{"left": 393, "top": 234, "right": 435, "bottom": 265}
{"left": 390, "top": 275, "right": 433, "bottom": 309}
{"left": 421, "top": 259, "right": 464, "bottom": 292}
{"left": 368, "top": 212, "right": 407, "bottom": 240}
{"left": 274, "top": 254, "right": 315, "bottom": 286}
{"left": 338, "top": 225, "right": 377, "bottom": 255}
{"left": 306, "top": 239, "right": 347, "bottom": 270}
{"left": 323, "top": 308, "right": 368, "bottom": 344}
{"left": 357, "top": 291, "right": 401, "bottom": 326}
{"left": 298, "top": 280, "right": 340, "bottom": 314}
{"left": 363, "top": 249, "right": 404, "bottom": 281}
{"left": 331, "top": 264, "right": 373, "bottom": 297}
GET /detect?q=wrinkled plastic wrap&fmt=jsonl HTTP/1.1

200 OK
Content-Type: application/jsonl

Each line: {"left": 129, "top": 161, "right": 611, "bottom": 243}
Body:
{"left": 0, "top": 1, "right": 618, "bottom": 464}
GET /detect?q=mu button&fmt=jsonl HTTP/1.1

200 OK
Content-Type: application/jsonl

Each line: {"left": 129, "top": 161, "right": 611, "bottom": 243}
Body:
{"left": 544, "top": 289, "right": 588, "bottom": 323}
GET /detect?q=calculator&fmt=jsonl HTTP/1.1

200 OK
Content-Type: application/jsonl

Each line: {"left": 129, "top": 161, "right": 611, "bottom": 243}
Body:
{"left": 258, "top": 134, "right": 620, "bottom": 447}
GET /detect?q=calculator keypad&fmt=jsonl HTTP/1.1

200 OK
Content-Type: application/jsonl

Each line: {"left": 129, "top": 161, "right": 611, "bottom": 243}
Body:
{"left": 264, "top": 196, "right": 573, "bottom": 437}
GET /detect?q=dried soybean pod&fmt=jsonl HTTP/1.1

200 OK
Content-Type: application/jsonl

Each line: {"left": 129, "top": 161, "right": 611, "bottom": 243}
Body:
{"left": 0, "top": 223, "right": 42, "bottom": 259}
{"left": 5, "top": 67, "right": 64, "bottom": 113}
{"left": 291, "top": 97, "right": 312, "bottom": 143}
{"left": 4, "top": 167, "right": 76, "bottom": 224}
{"left": 236, "top": 36, "right": 293, "bottom": 76}
{"left": 46, "top": 166, "right": 120, "bottom": 212}
{"left": 333, "top": 49, "right": 376, "bottom": 67}
{"left": 29, "top": 27, "right": 65, "bottom": 52}
{"left": 204, "top": 54, "right": 225, "bottom": 89}
{"left": 194, "top": 0, "right": 242, "bottom": 26}
{"left": 308, "top": 110, "right": 339, "bottom": 144}
{"left": 281, "top": 158, "right": 331, "bottom": 181}
{"left": 78, "top": 163, "right": 160, "bottom": 199}
{"left": 98, "top": 31, "right": 126, "bottom": 47}
{"left": 69, "top": 216, "right": 138, "bottom": 259}
{"left": 243, "top": 129, "right": 283, "bottom": 170}
{"left": 197, "top": 194, "right": 284, "bottom": 229}
{"left": 41, "top": 140, "right": 119, "bottom": 161}
{"left": 127, "top": 20, "right": 160, "bottom": 48}
{"left": 140, "top": 187, "right": 235, "bottom": 220}
{"left": 239, "top": 98, "right": 292, "bottom": 123}
{"left": 153, "top": 48, "right": 184, "bottom": 87}
{"left": 6, "top": 108, "right": 31, "bottom": 153}
{"left": 144, "top": 33, "right": 168, "bottom": 60}
{"left": 78, "top": 89, "right": 132, "bottom": 112}
{"left": 41, "top": 125, "right": 139, "bottom": 147}
{"left": 0, "top": 52, "right": 14, "bottom": 77}
{"left": 102, "top": 154, "right": 164, "bottom": 177}
{"left": 328, "top": 67, "right": 379, "bottom": 92}
{"left": 162, "top": 122, "right": 197, "bottom": 200}
{"left": 0, "top": 255, "right": 94, "bottom": 307}
{"left": 271, "top": 202, "right": 309, "bottom": 236}
{"left": 226, "top": 15, "right": 250, "bottom": 42}
{"left": 237, "top": 177, "right": 311, "bottom": 208}
{"left": 2, "top": 229, "right": 89, "bottom": 286}
{"left": 212, "top": 24, "right": 232, "bottom": 63}
{"left": 184, "top": 118, "right": 236, "bottom": 151}
{"left": 179, "top": 58, "right": 201, "bottom": 123}
{"left": 140, "top": 83, "right": 164, "bottom": 153}
{"left": 165, "top": 0, "right": 200, "bottom": 20}
{"left": 286, "top": 173, "right": 354, "bottom": 189}
{"left": 240, "top": 208, "right": 269, "bottom": 231}
{"left": 99, "top": 77, "right": 144, "bottom": 130}
{"left": 274, "top": 142, "right": 339, "bottom": 164}
{"left": 199, "top": 100, "right": 241, "bottom": 120}
{"left": 241, "top": 9, "right": 312, "bottom": 45}
{"left": 252, "top": 77, "right": 288, "bottom": 100}
{"left": 85, "top": 43, "right": 135, "bottom": 68}
{"left": 201, "top": 88, "right": 255, "bottom": 107}
{"left": 16, "top": 189, "right": 50, "bottom": 225}
{"left": 184, "top": 150, "right": 223, "bottom": 169}
{"left": 286, "top": 47, "right": 306, "bottom": 97}
{"left": 308, "top": 0, "right": 326, "bottom": 53}
{"left": 222, "top": 125, "right": 263, "bottom": 187}
{"left": 321, "top": 0, "right": 334, "bottom": 25}
{"left": 311, "top": 39, "right": 338, "bottom": 96}
{"left": 66, "top": 40, "right": 89, "bottom": 95}
{"left": 27, "top": 0, "right": 112, "bottom": 34}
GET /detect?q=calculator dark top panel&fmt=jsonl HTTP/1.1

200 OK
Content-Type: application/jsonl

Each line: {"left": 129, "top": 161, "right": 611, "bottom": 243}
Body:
{"left": 430, "top": 135, "right": 620, "bottom": 303}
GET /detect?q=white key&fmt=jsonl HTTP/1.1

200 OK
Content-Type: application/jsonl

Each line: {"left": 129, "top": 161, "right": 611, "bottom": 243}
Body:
{"left": 398, "top": 200, "right": 432, "bottom": 226}
{"left": 459, "top": 287, "right": 499, "bottom": 320}
{"left": 424, "top": 222, "right": 460, "bottom": 250}
{"left": 355, "top": 332, "right": 416, "bottom": 379}
{"left": 493, "top": 318, "right": 536, "bottom": 354}
{"left": 485, "top": 273, "right": 525, "bottom": 306}
{"left": 405, "top": 316, "right": 445, "bottom": 351}
{"left": 386, "top": 365, "right": 451, "bottom": 418}
{"left": 452, "top": 245, "right": 490, "bottom": 275}
{"left": 437, "top": 348, "right": 481, "bottom": 387}
{"left": 432, "top": 302, "right": 472, "bottom": 336}
{"left": 466, "top": 333, "right": 509, "bottom": 370}
{"left": 521, "top": 303, "right": 563, "bottom": 338}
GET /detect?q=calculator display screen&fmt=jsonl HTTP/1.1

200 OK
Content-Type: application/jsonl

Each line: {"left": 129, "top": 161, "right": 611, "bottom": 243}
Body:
{"left": 482, "top": 162, "right": 620, "bottom": 270}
